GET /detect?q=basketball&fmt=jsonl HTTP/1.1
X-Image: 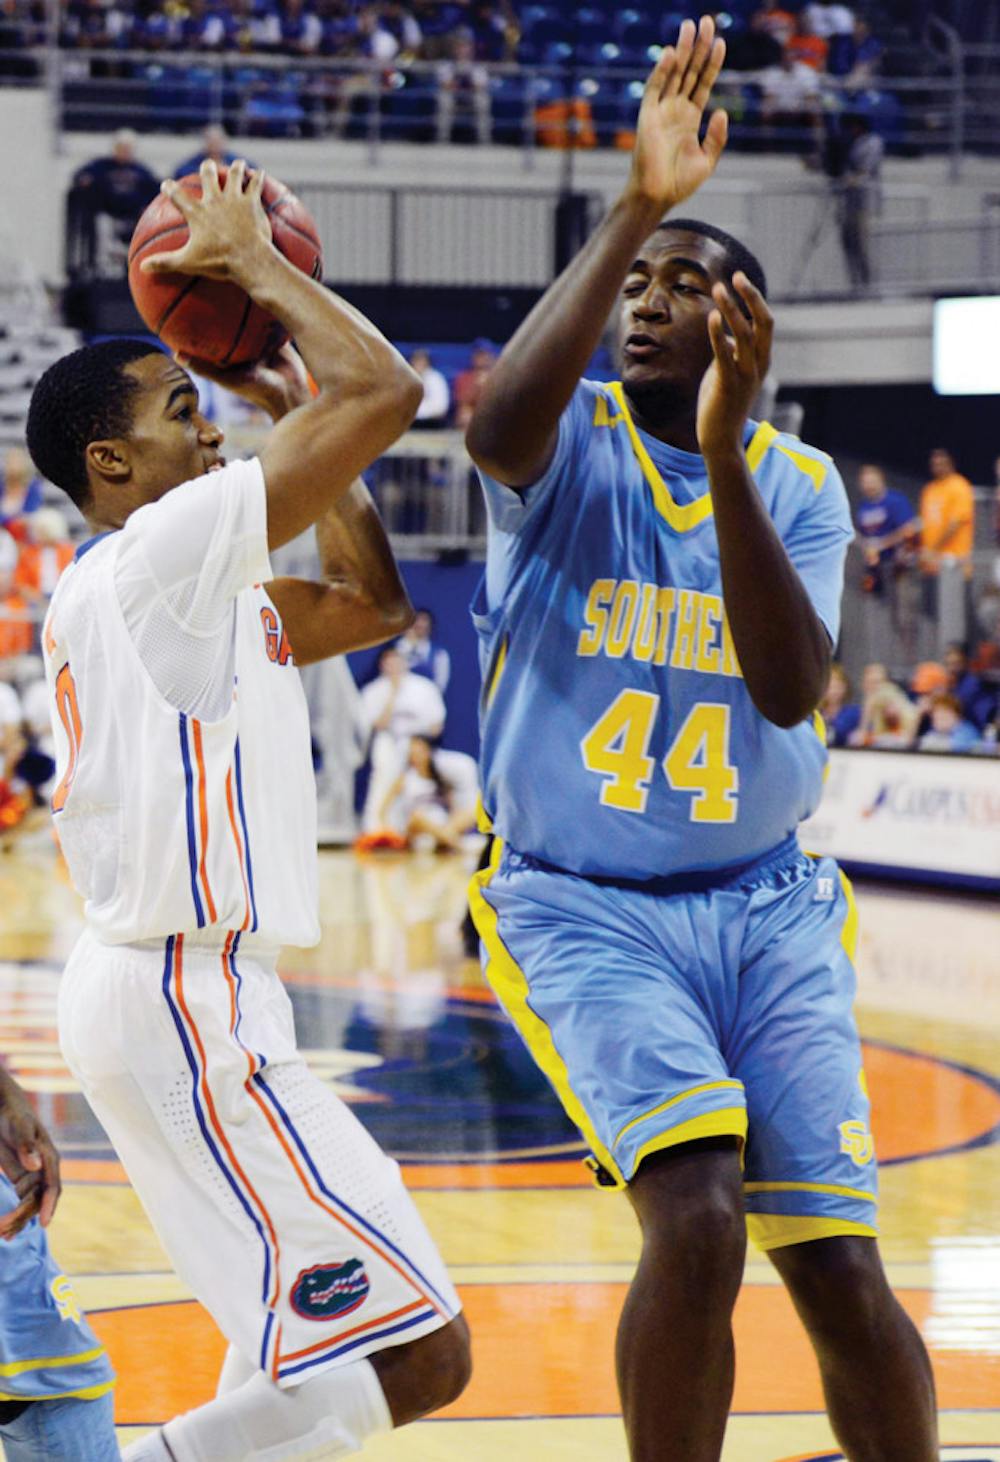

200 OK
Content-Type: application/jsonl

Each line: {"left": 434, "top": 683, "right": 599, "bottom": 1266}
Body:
{"left": 127, "top": 166, "right": 323, "bottom": 366}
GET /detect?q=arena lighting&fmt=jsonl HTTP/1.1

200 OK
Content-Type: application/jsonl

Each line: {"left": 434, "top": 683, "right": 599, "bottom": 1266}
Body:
{"left": 933, "top": 294, "right": 1000, "bottom": 394}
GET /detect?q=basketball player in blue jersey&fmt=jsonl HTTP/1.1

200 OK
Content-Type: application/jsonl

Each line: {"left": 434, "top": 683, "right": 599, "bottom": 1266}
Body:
{"left": 0, "top": 1063, "right": 119, "bottom": 1459}
{"left": 466, "top": 16, "right": 937, "bottom": 1462}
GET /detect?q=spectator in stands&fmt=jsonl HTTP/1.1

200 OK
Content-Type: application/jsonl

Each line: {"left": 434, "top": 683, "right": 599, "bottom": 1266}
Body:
{"left": 60, "top": 0, "right": 132, "bottom": 50}
{"left": 756, "top": 3, "right": 797, "bottom": 49}
{"left": 178, "top": 0, "right": 239, "bottom": 50}
{"left": 436, "top": 26, "right": 491, "bottom": 144}
{"left": 918, "top": 692, "right": 980, "bottom": 752}
{"left": 66, "top": 129, "right": 159, "bottom": 280}
{"left": 725, "top": 9, "right": 784, "bottom": 70}
{"left": 803, "top": 3, "right": 855, "bottom": 41}
{"left": 379, "top": 0, "right": 422, "bottom": 57}
{"left": 759, "top": 52, "right": 823, "bottom": 149}
{"left": 943, "top": 641, "right": 997, "bottom": 732}
{"left": 854, "top": 462, "right": 918, "bottom": 595}
{"left": 0, "top": 530, "right": 32, "bottom": 662}
{"left": 411, "top": 0, "right": 465, "bottom": 60}
{"left": 819, "top": 662, "right": 860, "bottom": 746}
{"left": 14, "top": 509, "right": 73, "bottom": 607}
{"left": 454, "top": 338, "right": 496, "bottom": 430}
{"left": 359, "top": 645, "right": 446, "bottom": 830}
{"left": 0, "top": 448, "right": 43, "bottom": 543}
{"left": 469, "top": 0, "right": 513, "bottom": 62}
{"left": 909, "top": 659, "right": 949, "bottom": 738}
{"left": 377, "top": 734, "right": 478, "bottom": 850}
{"left": 835, "top": 111, "right": 883, "bottom": 288}
{"left": 410, "top": 349, "right": 451, "bottom": 428}
{"left": 280, "top": 0, "right": 323, "bottom": 55}
{"left": 843, "top": 17, "right": 885, "bottom": 88}
{"left": 919, "top": 447, "right": 975, "bottom": 618}
{"left": 327, "top": 3, "right": 400, "bottom": 136}
{"left": 395, "top": 607, "right": 450, "bottom": 693}
{"left": 174, "top": 125, "right": 246, "bottom": 179}
{"left": 850, "top": 661, "right": 920, "bottom": 746}
{"left": 785, "top": 12, "right": 829, "bottom": 71}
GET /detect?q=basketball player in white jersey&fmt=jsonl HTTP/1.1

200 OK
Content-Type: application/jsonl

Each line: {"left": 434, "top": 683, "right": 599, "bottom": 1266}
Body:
{"left": 25, "top": 161, "right": 470, "bottom": 1461}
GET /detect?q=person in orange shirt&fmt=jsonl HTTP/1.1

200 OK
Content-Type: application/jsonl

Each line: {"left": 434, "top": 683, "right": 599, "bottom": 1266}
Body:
{"left": 14, "top": 509, "right": 74, "bottom": 606}
{"left": 0, "top": 529, "right": 32, "bottom": 661}
{"left": 920, "top": 448, "right": 975, "bottom": 575}
{"left": 786, "top": 13, "right": 829, "bottom": 70}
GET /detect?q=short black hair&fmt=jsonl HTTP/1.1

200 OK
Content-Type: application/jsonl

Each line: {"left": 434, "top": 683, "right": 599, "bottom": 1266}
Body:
{"left": 655, "top": 218, "right": 768, "bottom": 300}
{"left": 26, "top": 339, "right": 164, "bottom": 510}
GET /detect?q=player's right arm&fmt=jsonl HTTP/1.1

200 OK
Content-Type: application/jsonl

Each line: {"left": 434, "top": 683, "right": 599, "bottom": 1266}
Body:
{"left": 0, "top": 1064, "right": 61, "bottom": 1237}
{"left": 142, "top": 160, "right": 422, "bottom": 549}
{"left": 465, "top": 15, "right": 727, "bottom": 488}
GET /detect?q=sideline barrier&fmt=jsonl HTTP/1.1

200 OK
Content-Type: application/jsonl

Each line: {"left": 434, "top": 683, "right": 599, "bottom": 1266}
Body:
{"left": 801, "top": 747, "right": 1000, "bottom": 892}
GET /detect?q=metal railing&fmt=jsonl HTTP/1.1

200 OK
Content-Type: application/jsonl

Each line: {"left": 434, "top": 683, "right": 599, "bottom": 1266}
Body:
{"left": 0, "top": 39, "right": 988, "bottom": 172}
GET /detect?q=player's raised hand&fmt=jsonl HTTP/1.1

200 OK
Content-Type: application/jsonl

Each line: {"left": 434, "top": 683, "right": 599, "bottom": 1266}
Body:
{"left": 175, "top": 341, "right": 314, "bottom": 422}
{"left": 696, "top": 272, "right": 773, "bottom": 459}
{"left": 627, "top": 15, "right": 728, "bottom": 212}
{"left": 141, "top": 160, "right": 274, "bottom": 283}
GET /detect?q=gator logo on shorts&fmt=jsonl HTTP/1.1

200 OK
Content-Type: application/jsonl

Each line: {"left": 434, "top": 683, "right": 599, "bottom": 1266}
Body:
{"left": 781, "top": 1449, "right": 1000, "bottom": 1461}
{"left": 290, "top": 1259, "right": 370, "bottom": 1321}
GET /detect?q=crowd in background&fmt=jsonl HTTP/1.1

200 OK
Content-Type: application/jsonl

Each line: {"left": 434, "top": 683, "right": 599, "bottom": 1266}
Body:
{"left": 0, "top": 0, "right": 912, "bottom": 158}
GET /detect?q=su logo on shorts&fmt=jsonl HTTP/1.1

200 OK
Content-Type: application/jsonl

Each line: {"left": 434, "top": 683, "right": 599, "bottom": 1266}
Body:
{"left": 290, "top": 1258, "right": 370, "bottom": 1321}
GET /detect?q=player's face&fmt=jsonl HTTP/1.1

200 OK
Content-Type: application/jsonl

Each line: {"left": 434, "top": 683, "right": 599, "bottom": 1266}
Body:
{"left": 618, "top": 230, "right": 732, "bottom": 401}
{"left": 121, "top": 354, "right": 225, "bottom": 504}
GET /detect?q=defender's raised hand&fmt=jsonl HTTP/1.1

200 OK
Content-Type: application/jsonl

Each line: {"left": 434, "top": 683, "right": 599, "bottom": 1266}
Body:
{"left": 141, "top": 159, "right": 274, "bottom": 283}
{"left": 696, "top": 272, "right": 774, "bottom": 458}
{"left": 628, "top": 15, "right": 728, "bottom": 212}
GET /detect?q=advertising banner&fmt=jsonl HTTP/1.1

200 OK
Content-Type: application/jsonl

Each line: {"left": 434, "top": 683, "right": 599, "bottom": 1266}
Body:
{"left": 800, "top": 749, "right": 1000, "bottom": 891}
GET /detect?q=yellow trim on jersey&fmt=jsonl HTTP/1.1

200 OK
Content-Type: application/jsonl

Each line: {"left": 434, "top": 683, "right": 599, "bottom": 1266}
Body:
{"left": 593, "top": 393, "right": 627, "bottom": 429}
{"left": 0, "top": 1380, "right": 115, "bottom": 1403}
{"left": 475, "top": 795, "right": 494, "bottom": 836}
{"left": 775, "top": 441, "right": 829, "bottom": 493}
{"left": 612, "top": 1079, "right": 744, "bottom": 1152}
{"left": 743, "top": 1180, "right": 876, "bottom": 1204}
{"left": 632, "top": 1107, "right": 748, "bottom": 1178}
{"left": 838, "top": 868, "right": 859, "bottom": 963}
{"left": 0, "top": 1347, "right": 107, "bottom": 1379}
{"left": 744, "top": 420, "right": 780, "bottom": 473}
{"left": 747, "top": 1214, "right": 878, "bottom": 1252}
{"left": 468, "top": 836, "right": 624, "bottom": 1186}
{"left": 485, "top": 633, "right": 508, "bottom": 710}
{"left": 607, "top": 382, "right": 714, "bottom": 533}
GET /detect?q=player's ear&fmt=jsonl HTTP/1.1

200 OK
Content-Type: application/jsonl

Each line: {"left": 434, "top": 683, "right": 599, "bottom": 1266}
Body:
{"left": 85, "top": 440, "right": 132, "bottom": 486}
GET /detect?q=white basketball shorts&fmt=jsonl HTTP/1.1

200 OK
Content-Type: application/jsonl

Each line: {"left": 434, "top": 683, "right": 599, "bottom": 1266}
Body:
{"left": 59, "top": 927, "right": 461, "bottom": 1388}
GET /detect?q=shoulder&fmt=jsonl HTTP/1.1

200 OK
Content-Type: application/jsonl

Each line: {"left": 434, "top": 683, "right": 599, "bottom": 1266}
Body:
{"left": 749, "top": 422, "right": 840, "bottom": 496}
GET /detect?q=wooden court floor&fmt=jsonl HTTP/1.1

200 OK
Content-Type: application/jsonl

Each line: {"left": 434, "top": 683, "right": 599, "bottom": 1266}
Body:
{"left": 1, "top": 837, "right": 999, "bottom": 1461}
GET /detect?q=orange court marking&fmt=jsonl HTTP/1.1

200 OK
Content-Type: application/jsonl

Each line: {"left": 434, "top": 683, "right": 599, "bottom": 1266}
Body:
{"left": 94, "top": 1284, "right": 1000, "bottom": 1425}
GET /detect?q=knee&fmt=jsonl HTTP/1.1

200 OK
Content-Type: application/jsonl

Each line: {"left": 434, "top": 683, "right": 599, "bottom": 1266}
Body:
{"left": 374, "top": 1314, "right": 472, "bottom": 1425}
{"left": 778, "top": 1238, "right": 890, "bottom": 1337}
{"left": 635, "top": 1163, "right": 746, "bottom": 1295}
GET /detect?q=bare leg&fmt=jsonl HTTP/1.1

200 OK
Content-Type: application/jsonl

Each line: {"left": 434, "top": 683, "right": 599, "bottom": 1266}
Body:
{"left": 618, "top": 1138, "right": 745, "bottom": 1462}
{"left": 770, "top": 1237, "right": 937, "bottom": 1461}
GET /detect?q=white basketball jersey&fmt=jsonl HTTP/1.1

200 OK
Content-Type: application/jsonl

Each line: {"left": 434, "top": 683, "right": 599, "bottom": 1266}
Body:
{"left": 42, "top": 459, "right": 320, "bottom": 949}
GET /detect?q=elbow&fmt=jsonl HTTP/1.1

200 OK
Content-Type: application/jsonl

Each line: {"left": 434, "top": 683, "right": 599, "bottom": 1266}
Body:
{"left": 387, "top": 363, "right": 423, "bottom": 433}
{"left": 382, "top": 594, "right": 415, "bottom": 638}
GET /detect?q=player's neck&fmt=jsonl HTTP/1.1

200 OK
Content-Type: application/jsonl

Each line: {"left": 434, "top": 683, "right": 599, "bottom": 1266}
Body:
{"left": 622, "top": 387, "right": 701, "bottom": 455}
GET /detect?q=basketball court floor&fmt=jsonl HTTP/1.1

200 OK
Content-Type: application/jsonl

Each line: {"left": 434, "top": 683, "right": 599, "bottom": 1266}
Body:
{"left": 1, "top": 837, "right": 998, "bottom": 1461}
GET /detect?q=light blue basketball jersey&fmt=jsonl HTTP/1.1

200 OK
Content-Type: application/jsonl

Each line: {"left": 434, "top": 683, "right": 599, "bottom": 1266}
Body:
{"left": 473, "top": 379, "right": 853, "bottom": 880}
{"left": 0, "top": 1176, "right": 115, "bottom": 1402}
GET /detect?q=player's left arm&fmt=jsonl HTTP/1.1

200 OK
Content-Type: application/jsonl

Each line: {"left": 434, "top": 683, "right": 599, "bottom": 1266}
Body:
{"left": 697, "top": 274, "right": 838, "bottom": 729}
{"left": 182, "top": 344, "right": 413, "bottom": 664}
{"left": 266, "top": 478, "right": 413, "bottom": 665}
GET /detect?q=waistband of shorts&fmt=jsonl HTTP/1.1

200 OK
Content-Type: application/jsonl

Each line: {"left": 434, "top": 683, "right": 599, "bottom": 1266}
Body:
{"left": 507, "top": 832, "right": 806, "bottom": 897}
{"left": 82, "top": 926, "right": 281, "bottom": 964}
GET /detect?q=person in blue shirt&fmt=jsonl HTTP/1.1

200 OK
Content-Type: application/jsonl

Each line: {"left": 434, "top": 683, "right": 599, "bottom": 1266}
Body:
{"left": 0, "top": 1063, "right": 118, "bottom": 1460}
{"left": 465, "top": 16, "right": 938, "bottom": 1461}
{"left": 943, "top": 641, "right": 998, "bottom": 734}
{"left": 854, "top": 462, "right": 919, "bottom": 596}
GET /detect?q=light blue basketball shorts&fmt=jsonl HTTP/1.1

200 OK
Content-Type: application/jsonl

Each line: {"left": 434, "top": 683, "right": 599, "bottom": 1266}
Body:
{"left": 470, "top": 834, "right": 878, "bottom": 1251}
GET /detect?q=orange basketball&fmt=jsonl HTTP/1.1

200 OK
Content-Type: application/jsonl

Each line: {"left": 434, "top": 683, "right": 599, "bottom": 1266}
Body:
{"left": 127, "top": 167, "right": 323, "bottom": 367}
